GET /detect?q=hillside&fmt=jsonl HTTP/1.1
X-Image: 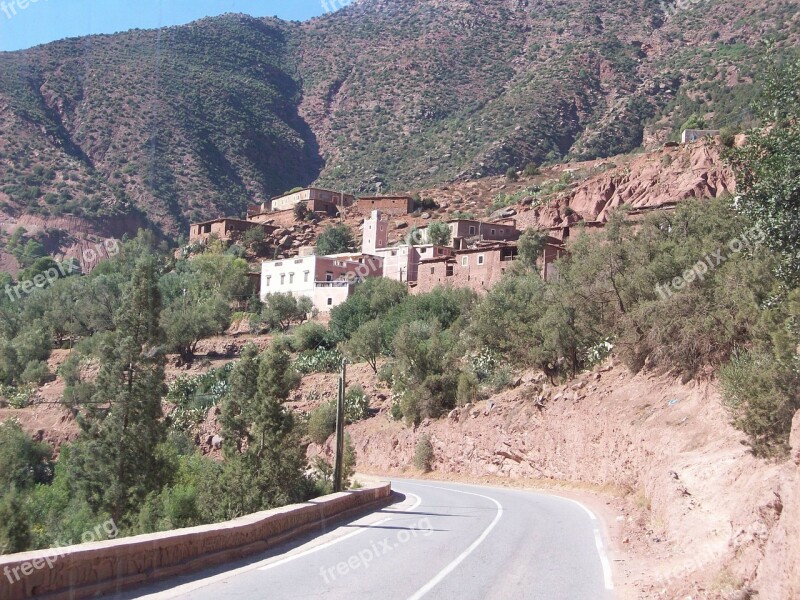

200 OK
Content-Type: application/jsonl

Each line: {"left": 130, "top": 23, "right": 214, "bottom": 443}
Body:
{"left": 0, "top": 0, "right": 797, "bottom": 240}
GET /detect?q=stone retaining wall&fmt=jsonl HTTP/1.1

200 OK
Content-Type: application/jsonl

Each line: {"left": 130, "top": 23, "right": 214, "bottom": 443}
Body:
{"left": 0, "top": 484, "right": 392, "bottom": 600}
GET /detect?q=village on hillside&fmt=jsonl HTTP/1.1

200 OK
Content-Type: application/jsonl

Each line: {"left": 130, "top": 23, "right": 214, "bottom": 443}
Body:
{"left": 186, "top": 129, "right": 720, "bottom": 313}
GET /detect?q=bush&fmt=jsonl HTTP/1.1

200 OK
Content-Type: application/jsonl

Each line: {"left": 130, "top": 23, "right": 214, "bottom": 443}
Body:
{"left": 308, "top": 401, "right": 337, "bottom": 445}
{"left": 721, "top": 351, "right": 800, "bottom": 457}
{"left": 294, "top": 349, "right": 343, "bottom": 374}
{"left": 488, "top": 366, "right": 514, "bottom": 392}
{"left": 20, "top": 360, "right": 54, "bottom": 385}
{"left": 506, "top": 167, "right": 519, "bottom": 182}
{"left": 413, "top": 434, "right": 434, "bottom": 472}
{"left": 523, "top": 163, "right": 540, "bottom": 177}
{"left": 316, "top": 224, "right": 356, "bottom": 256}
{"left": 345, "top": 385, "right": 370, "bottom": 422}
{"left": 293, "top": 202, "right": 309, "bottom": 221}
{"left": 456, "top": 371, "right": 479, "bottom": 406}
{"left": 291, "top": 322, "right": 331, "bottom": 352}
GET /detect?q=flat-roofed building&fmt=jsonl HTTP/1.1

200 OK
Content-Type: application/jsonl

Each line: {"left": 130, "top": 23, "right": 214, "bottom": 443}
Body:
{"left": 269, "top": 188, "right": 355, "bottom": 215}
{"left": 189, "top": 219, "right": 278, "bottom": 244}
{"left": 357, "top": 196, "right": 414, "bottom": 216}
{"left": 261, "top": 253, "right": 383, "bottom": 313}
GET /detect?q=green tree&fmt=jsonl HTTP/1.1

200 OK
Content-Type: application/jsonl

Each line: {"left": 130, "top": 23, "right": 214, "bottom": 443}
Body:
{"left": 328, "top": 278, "right": 408, "bottom": 343}
{"left": 160, "top": 254, "right": 249, "bottom": 358}
{"left": 220, "top": 343, "right": 260, "bottom": 456}
{"left": 680, "top": 113, "right": 706, "bottom": 133}
{"left": 726, "top": 57, "right": 800, "bottom": 285}
{"left": 517, "top": 229, "right": 547, "bottom": 271}
{"left": 19, "top": 257, "right": 61, "bottom": 283}
{"left": 426, "top": 221, "right": 452, "bottom": 247}
{"left": 259, "top": 293, "right": 314, "bottom": 332}
{"left": 0, "top": 419, "right": 53, "bottom": 490}
{"left": 69, "top": 256, "right": 170, "bottom": 524}
{"left": 344, "top": 319, "right": 384, "bottom": 373}
{"left": 217, "top": 340, "right": 310, "bottom": 516}
{"left": 315, "top": 224, "right": 357, "bottom": 256}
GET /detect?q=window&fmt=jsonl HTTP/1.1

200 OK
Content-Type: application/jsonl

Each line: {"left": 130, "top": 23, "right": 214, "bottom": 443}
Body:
{"left": 469, "top": 226, "right": 476, "bottom": 236}
{"left": 477, "top": 254, "right": 485, "bottom": 266}
{"left": 280, "top": 274, "right": 285, "bottom": 285}
{"left": 461, "top": 256, "right": 468, "bottom": 267}
{"left": 304, "top": 271, "right": 310, "bottom": 283}
{"left": 327, "top": 298, "right": 333, "bottom": 306}
{"left": 430, "top": 267, "right": 435, "bottom": 274}
{"left": 289, "top": 273, "right": 295, "bottom": 284}
{"left": 491, "top": 229, "right": 496, "bottom": 236}
{"left": 326, "top": 272, "right": 333, "bottom": 282}
{"left": 265, "top": 276, "right": 271, "bottom": 287}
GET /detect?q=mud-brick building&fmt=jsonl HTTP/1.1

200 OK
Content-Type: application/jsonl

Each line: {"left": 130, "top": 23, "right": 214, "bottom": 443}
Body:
{"left": 189, "top": 219, "right": 278, "bottom": 244}
{"left": 413, "top": 244, "right": 519, "bottom": 295}
{"left": 268, "top": 188, "right": 355, "bottom": 215}
{"left": 356, "top": 196, "right": 414, "bottom": 216}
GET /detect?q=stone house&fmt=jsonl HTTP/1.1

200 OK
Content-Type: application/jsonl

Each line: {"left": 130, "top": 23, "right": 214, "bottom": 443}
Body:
{"left": 356, "top": 196, "right": 414, "bottom": 216}
{"left": 269, "top": 188, "right": 355, "bottom": 215}
{"left": 189, "top": 219, "right": 278, "bottom": 244}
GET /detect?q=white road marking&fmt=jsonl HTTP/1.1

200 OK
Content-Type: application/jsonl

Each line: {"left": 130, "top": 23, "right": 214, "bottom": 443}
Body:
{"left": 404, "top": 484, "right": 504, "bottom": 600}
{"left": 258, "top": 492, "right": 422, "bottom": 571}
{"left": 562, "top": 497, "right": 614, "bottom": 591}
{"left": 135, "top": 492, "right": 421, "bottom": 598}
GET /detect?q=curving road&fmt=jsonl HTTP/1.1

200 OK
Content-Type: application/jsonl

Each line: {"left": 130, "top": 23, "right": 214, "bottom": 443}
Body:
{"left": 109, "top": 479, "right": 614, "bottom": 600}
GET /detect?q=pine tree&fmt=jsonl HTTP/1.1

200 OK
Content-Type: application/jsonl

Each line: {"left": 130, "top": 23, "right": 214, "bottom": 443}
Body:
{"left": 219, "top": 339, "right": 310, "bottom": 515}
{"left": 70, "top": 256, "right": 170, "bottom": 524}
{"left": 220, "top": 343, "right": 260, "bottom": 456}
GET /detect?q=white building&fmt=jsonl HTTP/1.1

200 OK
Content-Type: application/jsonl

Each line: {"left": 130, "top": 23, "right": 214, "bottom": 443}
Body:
{"left": 261, "top": 253, "right": 383, "bottom": 313}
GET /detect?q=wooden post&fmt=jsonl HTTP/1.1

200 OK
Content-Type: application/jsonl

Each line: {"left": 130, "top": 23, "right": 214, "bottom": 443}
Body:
{"left": 333, "top": 360, "right": 347, "bottom": 492}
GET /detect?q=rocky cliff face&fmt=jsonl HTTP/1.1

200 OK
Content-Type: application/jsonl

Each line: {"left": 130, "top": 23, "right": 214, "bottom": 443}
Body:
{"left": 516, "top": 140, "right": 736, "bottom": 230}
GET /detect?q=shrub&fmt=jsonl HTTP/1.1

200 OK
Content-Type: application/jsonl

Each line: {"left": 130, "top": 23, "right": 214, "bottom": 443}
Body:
{"left": 20, "top": 360, "right": 54, "bottom": 385}
{"left": 293, "top": 202, "right": 309, "bottom": 221}
{"left": 506, "top": 167, "right": 519, "bottom": 182}
{"left": 488, "top": 366, "right": 514, "bottom": 392}
{"left": 291, "top": 321, "right": 331, "bottom": 352}
{"left": 308, "top": 401, "right": 337, "bottom": 444}
{"left": 721, "top": 351, "right": 800, "bottom": 457}
{"left": 294, "top": 349, "right": 343, "bottom": 374}
{"left": 523, "top": 163, "right": 540, "bottom": 177}
{"left": 345, "top": 385, "right": 370, "bottom": 422}
{"left": 413, "top": 434, "right": 434, "bottom": 472}
{"left": 316, "top": 224, "right": 357, "bottom": 256}
{"left": 456, "top": 370, "right": 479, "bottom": 406}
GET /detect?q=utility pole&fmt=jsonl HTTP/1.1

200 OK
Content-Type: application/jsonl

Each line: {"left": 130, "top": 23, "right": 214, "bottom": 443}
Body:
{"left": 333, "top": 359, "right": 347, "bottom": 492}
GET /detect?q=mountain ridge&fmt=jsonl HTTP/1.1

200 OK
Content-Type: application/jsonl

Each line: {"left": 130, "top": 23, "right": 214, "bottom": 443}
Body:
{"left": 0, "top": 0, "right": 797, "bottom": 239}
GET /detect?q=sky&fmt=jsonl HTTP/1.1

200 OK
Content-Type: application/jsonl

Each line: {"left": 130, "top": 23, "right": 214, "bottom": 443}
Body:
{"left": 0, "top": 0, "right": 334, "bottom": 52}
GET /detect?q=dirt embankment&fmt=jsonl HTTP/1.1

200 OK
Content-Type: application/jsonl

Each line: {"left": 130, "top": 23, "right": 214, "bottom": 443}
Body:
{"left": 326, "top": 360, "right": 798, "bottom": 600}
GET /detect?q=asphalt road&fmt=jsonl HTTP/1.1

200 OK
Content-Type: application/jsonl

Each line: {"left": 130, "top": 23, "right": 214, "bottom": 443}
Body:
{"left": 110, "top": 479, "right": 614, "bottom": 600}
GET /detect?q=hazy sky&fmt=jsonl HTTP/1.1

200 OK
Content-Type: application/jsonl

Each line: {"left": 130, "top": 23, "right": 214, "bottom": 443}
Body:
{"left": 0, "top": 0, "right": 333, "bottom": 52}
